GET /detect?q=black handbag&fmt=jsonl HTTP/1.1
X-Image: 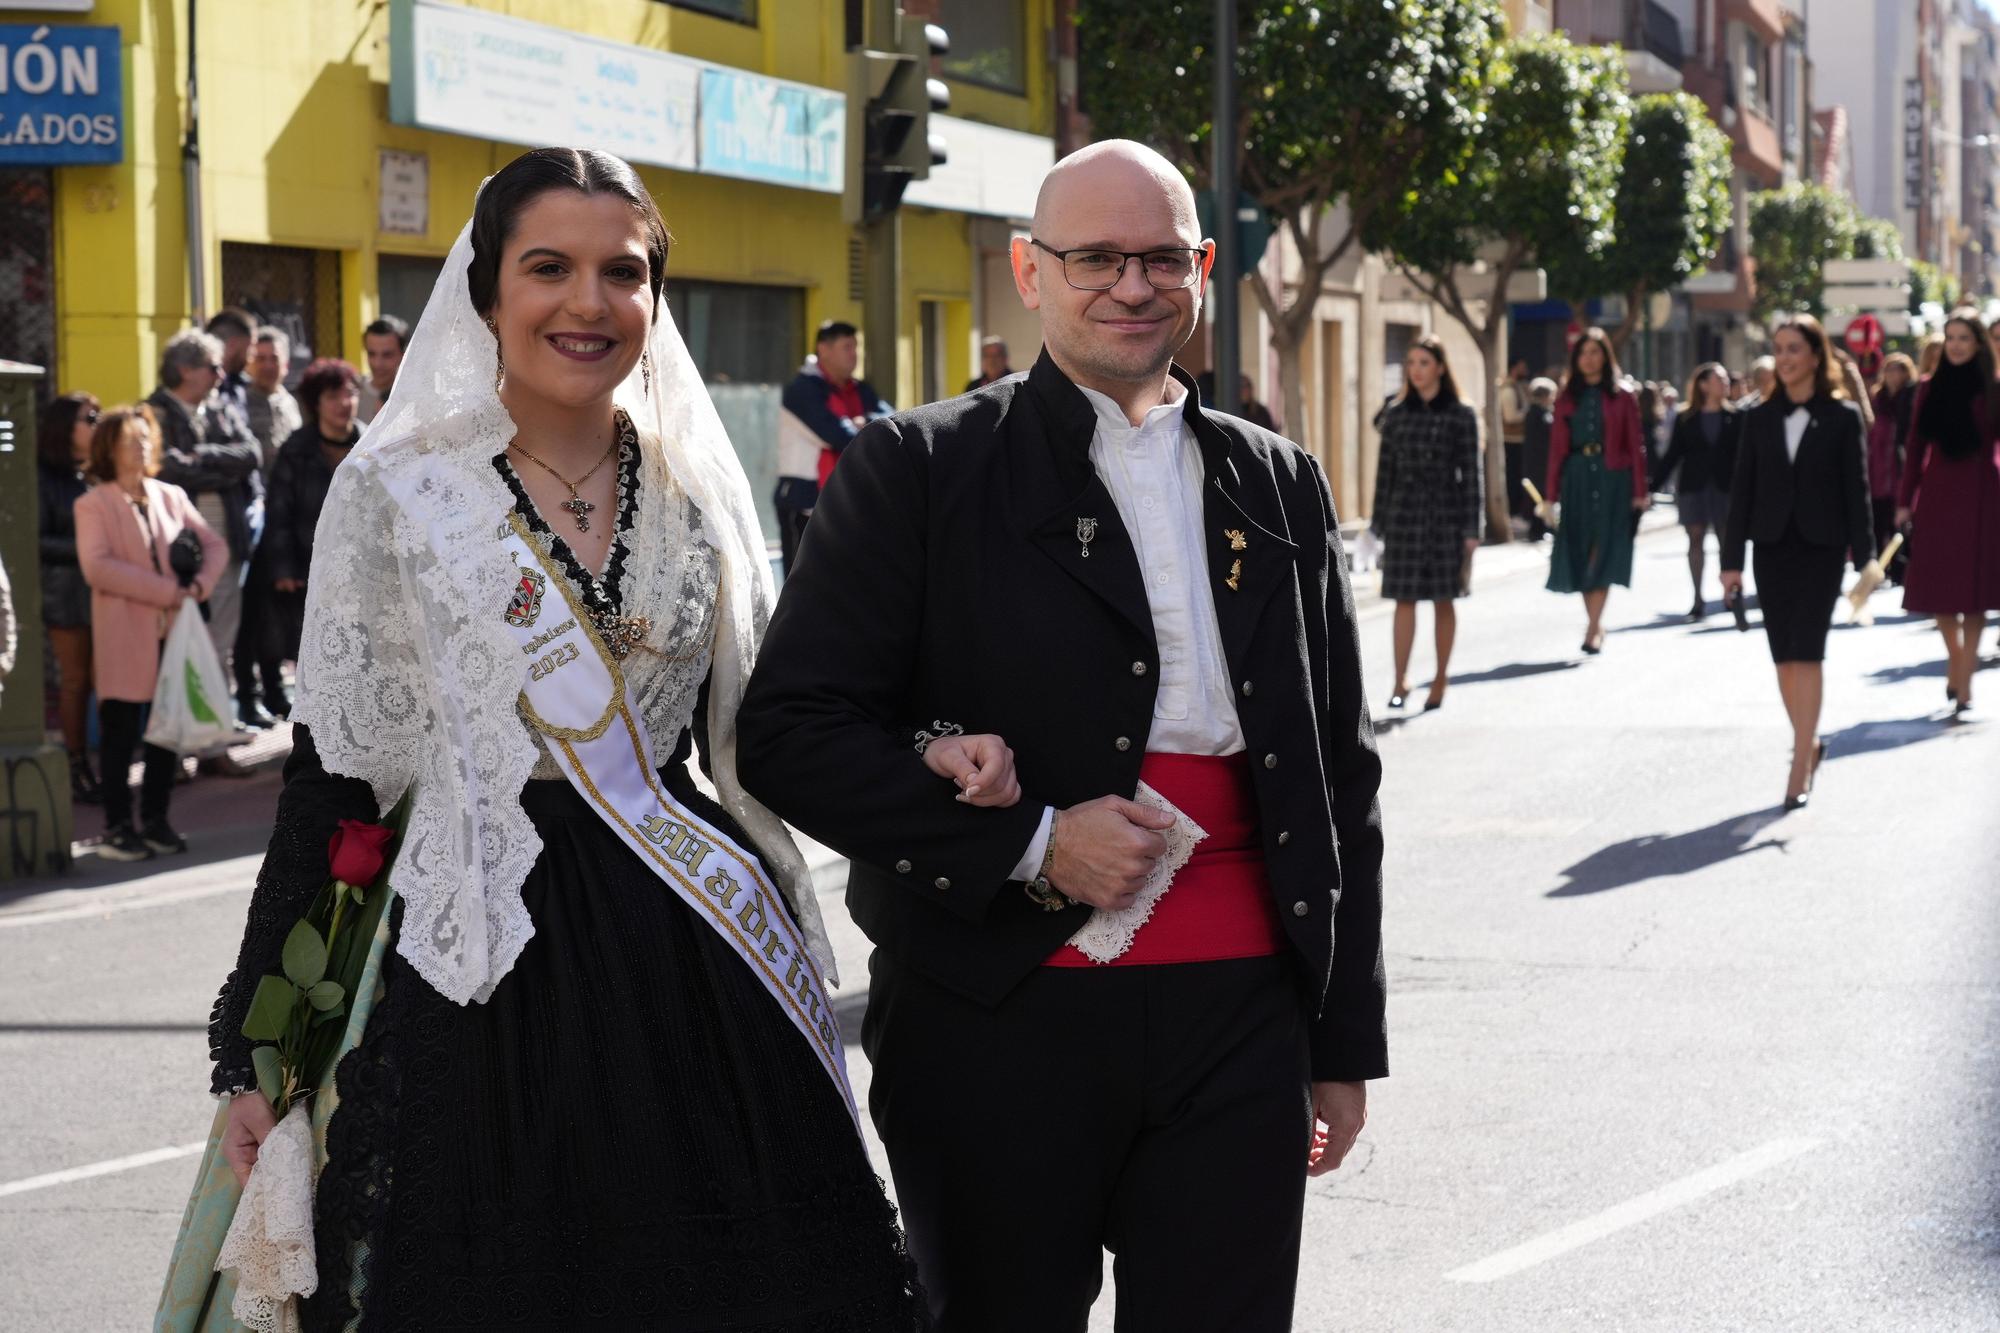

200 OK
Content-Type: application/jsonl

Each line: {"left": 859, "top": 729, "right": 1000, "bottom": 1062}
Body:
{"left": 169, "top": 528, "right": 205, "bottom": 586}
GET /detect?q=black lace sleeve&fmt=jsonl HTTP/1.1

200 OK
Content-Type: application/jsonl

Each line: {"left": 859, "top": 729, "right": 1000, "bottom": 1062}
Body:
{"left": 207, "top": 724, "right": 381, "bottom": 1095}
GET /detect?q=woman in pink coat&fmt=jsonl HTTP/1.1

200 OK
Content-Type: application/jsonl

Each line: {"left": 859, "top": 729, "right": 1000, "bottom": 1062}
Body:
{"left": 73, "top": 406, "right": 226, "bottom": 861}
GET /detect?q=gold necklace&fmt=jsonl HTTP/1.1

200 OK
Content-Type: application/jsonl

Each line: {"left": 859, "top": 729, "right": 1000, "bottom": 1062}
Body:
{"left": 508, "top": 433, "right": 620, "bottom": 533}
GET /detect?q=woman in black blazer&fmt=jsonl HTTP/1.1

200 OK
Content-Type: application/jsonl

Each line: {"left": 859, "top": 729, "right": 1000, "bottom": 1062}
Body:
{"left": 1721, "top": 315, "right": 1875, "bottom": 811}
{"left": 1653, "top": 362, "right": 1742, "bottom": 620}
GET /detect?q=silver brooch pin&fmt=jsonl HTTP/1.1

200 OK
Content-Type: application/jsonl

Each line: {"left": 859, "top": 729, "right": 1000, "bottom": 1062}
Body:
{"left": 1076, "top": 516, "right": 1098, "bottom": 559}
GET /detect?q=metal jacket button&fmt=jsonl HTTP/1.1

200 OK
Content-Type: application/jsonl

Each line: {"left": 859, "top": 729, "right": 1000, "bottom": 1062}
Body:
{"left": 895, "top": 859, "right": 912, "bottom": 874}
{"left": 1132, "top": 661, "right": 1148, "bottom": 676}
{"left": 1115, "top": 736, "right": 1132, "bottom": 751}
{"left": 1277, "top": 831, "right": 1290, "bottom": 846}
{"left": 1263, "top": 753, "right": 1277, "bottom": 769}
{"left": 1241, "top": 680, "right": 1254, "bottom": 696}
{"left": 1292, "top": 901, "right": 1309, "bottom": 917}
{"left": 934, "top": 877, "right": 951, "bottom": 891}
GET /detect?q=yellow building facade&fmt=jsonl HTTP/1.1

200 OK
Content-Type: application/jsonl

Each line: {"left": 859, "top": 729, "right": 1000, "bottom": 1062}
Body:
{"left": 9, "top": 0, "right": 1056, "bottom": 451}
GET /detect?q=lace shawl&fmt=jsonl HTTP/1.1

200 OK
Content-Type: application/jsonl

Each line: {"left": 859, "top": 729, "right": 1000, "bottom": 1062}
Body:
{"left": 290, "top": 205, "right": 826, "bottom": 1006}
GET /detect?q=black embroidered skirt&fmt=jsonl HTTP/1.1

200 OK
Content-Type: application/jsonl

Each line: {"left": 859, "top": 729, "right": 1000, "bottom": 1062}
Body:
{"left": 304, "top": 764, "right": 925, "bottom": 1332}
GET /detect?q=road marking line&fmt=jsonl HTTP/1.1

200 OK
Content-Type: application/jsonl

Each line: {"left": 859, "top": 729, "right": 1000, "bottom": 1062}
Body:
{"left": 0, "top": 857, "right": 261, "bottom": 929}
{"left": 1445, "top": 1138, "right": 1824, "bottom": 1283}
{"left": 0, "top": 1141, "right": 208, "bottom": 1200}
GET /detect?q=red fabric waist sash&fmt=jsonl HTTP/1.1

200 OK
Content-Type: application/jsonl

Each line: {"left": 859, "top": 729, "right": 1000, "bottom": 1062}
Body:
{"left": 1044, "top": 752, "right": 1287, "bottom": 968}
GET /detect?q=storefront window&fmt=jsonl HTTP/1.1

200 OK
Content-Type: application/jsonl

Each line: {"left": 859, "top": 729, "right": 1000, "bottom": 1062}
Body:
{"left": 0, "top": 170, "right": 56, "bottom": 382}
{"left": 655, "top": 0, "right": 757, "bottom": 23}
{"left": 938, "top": 0, "right": 1026, "bottom": 93}
{"left": 665, "top": 278, "right": 804, "bottom": 546}
{"left": 379, "top": 254, "right": 446, "bottom": 336}
{"left": 221, "top": 242, "right": 344, "bottom": 371}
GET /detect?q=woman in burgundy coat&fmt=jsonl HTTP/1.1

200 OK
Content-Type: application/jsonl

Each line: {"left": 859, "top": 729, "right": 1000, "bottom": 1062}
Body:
{"left": 1895, "top": 309, "right": 2000, "bottom": 717}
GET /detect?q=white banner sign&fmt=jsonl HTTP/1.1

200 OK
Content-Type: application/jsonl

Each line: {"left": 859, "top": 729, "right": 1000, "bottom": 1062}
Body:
{"left": 406, "top": 0, "right": 699, "bottom": 172}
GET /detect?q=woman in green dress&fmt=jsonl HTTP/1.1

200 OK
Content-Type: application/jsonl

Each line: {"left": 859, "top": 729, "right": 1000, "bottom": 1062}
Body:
{"left": 1544, "top": 328, "right": 1653, "bottom": 653}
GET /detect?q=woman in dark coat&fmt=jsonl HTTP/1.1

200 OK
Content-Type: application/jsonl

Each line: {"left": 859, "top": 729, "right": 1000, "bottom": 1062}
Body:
{"left": 1868, "top": 353, "right": 1917, "bottom": 585}
{"left": 1895, "top": 309, "right": 2000, "bottom": 716}
{"left": 1371, "top": 335, "right": 1483, "bottom": 711}
{"left": 36, "top": 391, "right": 101, "bottom": 802}
{"left": 1653, "top": 362, "right": 1742, "bottom": 621}
{"left": 249, "top": 358, "right": 363, "bottom": 692}
{"left": 1545, "top": 327, "right": 1652, "bottom": 653}
{"left": 1721, "top": 315, "right": 1875, "bottom": 810}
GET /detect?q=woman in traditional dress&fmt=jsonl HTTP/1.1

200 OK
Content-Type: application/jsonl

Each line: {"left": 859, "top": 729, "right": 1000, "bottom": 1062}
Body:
{"left": 198, "top": 149, "right": 930, "bottom": 1330}
{"left": 1371, "top": 335, "right": 1482, "bottom": 711}
{"left": 1896, "top": 308, "right": 2000, "bottom": 717}
{"left": 1544, "top": 328, "right": 1651, "bottom": 653}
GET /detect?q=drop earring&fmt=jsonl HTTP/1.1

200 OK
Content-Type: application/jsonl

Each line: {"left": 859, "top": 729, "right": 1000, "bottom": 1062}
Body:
{"left": 641, "top": 348, "right": 652, "bottom": 396}
{"left": 487, "top": 318, "right": 505, "bottom": 391}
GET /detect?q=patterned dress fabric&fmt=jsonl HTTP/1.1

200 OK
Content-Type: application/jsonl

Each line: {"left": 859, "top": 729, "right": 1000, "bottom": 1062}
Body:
{"left": 1372, "top": 393, "right": 1484, "bottom": 602}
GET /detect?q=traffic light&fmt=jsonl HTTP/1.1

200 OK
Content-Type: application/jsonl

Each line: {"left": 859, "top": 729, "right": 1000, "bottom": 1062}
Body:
{"left": 844, "top": 12, "right": 949, "bottom": 224}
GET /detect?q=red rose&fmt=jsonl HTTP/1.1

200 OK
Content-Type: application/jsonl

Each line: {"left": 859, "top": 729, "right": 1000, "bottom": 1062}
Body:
{"left": 327, "top": 819, "right": 396, "bottom": 887}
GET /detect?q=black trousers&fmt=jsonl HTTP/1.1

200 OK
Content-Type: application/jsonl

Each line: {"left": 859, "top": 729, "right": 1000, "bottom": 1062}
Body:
{"left": 98, "top": 698, "right": 177, "bottom": 829}
{"left": 777, "top": 504, "right": 812, "bottom": 578}
{"left": 863, "top": 951, "right": 1312, "bottom": 1333}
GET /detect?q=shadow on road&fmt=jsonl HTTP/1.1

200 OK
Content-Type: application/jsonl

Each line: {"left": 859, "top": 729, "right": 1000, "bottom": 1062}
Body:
{"left": 1440, "top": 660, "right": 1582, "bottom": 687}
{"left": 1548, "top": 809, "right": 1792, "bottom": 898}
{"left": 0, "top": 821, "right": 272, "bottom": 911}
{"left": 1820, "top": 714, "right": 1969, "bottom": 760}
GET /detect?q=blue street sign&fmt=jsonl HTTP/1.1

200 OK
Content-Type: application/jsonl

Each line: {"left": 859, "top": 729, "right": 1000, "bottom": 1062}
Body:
{"left": 0, "top": 24, "right": 123, "bottom": 166}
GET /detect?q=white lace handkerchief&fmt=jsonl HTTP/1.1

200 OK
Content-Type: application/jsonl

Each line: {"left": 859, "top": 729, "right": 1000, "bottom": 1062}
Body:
{"left": 217, "top": 1102, "right": 317, "bottom": 1333}
{"left": 1064, "top": 781, "right": 1207, "bottom": 964}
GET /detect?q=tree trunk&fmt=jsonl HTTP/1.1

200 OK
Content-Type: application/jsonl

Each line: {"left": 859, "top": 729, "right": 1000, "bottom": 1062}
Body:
{"left": 1273, "top": 319, "right": 1306, "bottom": 450}
{"left": 1477, "top": 324, "right": 1511, "bottom": 540}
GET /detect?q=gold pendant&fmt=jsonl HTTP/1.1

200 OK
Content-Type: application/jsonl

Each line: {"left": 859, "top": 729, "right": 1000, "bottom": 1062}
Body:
{"left": 1225, "top": 528, "right": 1248, "bottom": 551}
{"left": 1226, "top": 559, "right": 1243, "bottom": 592}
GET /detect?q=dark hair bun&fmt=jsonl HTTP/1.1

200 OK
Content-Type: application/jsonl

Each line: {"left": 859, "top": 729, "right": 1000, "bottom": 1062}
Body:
{"left": 468, "top": 148, "right": 671, "bottom": 319}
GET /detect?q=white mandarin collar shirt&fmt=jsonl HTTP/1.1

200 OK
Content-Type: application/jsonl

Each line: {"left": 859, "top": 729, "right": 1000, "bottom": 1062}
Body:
{"left": 1009, "top": 376, "right": 1246, "bottom": 880}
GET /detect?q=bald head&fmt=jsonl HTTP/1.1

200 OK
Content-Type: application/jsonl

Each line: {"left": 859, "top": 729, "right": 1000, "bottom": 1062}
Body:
{"left": 1033, "top": 139, "right": 1200, "bottom": 244}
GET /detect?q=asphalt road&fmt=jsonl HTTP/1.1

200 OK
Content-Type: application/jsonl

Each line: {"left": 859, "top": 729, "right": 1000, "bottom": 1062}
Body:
{"left": 2, "top": 520, "right": 1995, "bottom": 1331}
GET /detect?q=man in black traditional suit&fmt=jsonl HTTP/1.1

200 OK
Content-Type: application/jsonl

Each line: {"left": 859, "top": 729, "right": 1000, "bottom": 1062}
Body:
{"left": 738, "top": 140, "right": 1386, "bottom": 1332}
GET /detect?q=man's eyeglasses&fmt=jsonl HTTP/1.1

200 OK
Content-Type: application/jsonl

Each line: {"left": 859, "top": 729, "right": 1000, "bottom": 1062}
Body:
{"left": 1031, "top": 239, "right": 1209, "bottom": 292}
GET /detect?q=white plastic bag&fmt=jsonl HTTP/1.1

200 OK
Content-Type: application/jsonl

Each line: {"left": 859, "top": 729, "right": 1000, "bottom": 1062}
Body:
{"left": 145, "top": 599, "right": 239, "bottom": 754}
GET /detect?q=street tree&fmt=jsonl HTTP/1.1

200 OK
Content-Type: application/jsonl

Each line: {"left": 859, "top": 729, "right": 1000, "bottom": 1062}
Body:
{"left": 1377, "top": 33, "right": 1632, "bottom": 534}
{"left": 1077, "top": 0, "right": 1502, "bottom": 447}
{"left": 1748, "top": 182, "right": 1862, "bottom": 319}
{"left": 1543, "top": 92, "right": 1732, "bottom": 352}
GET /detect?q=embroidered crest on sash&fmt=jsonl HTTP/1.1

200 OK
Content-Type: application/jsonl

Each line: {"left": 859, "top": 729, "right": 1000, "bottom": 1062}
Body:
{"left": 504, "top": 568, "right": 547, "bottom": 627}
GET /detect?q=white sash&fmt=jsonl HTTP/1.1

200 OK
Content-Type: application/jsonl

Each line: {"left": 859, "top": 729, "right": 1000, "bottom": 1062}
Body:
{"left": 497, "top": 515, "right": 857, "bottom": 1126}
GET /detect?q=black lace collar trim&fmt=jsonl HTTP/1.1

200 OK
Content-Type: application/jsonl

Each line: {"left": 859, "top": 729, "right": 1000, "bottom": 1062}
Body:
{"left": 493, "top": 410, "right": 641, "bottom": 617}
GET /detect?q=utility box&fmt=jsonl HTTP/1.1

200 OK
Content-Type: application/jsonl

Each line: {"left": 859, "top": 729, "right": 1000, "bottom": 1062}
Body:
{"left": 0, "top": 360, "right": 73, "bottom": 881}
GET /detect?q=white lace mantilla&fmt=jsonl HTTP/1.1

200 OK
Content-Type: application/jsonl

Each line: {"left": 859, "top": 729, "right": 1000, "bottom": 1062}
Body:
{"left": 290, "top": 198, "right": 826, "bottom": 1006}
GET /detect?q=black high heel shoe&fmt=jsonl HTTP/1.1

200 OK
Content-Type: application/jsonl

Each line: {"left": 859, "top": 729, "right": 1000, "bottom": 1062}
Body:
{"left": 1388, "top": 690, "right": 1409, "bottom": 710}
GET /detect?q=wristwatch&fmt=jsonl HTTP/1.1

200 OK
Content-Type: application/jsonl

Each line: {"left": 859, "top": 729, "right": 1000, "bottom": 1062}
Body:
{"left": 1023, "top": 811, "right": 1070, "bottom": 911}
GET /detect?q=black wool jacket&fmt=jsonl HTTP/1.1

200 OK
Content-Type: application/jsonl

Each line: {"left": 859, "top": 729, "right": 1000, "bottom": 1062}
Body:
{"left": 1723, "top": 394, "right": 1874, "bottom": 572}
{"left": 737, "top": 353, "right": 1388, "bottom": 1082}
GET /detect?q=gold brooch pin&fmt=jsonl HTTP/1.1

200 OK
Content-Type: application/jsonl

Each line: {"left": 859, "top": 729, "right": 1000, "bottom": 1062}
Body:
{"left": 1225, "top": 529, "right": 1248, "bottom": 551}
{"left": 1226, "top": 559, "right": 1243, "bottom": 591}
